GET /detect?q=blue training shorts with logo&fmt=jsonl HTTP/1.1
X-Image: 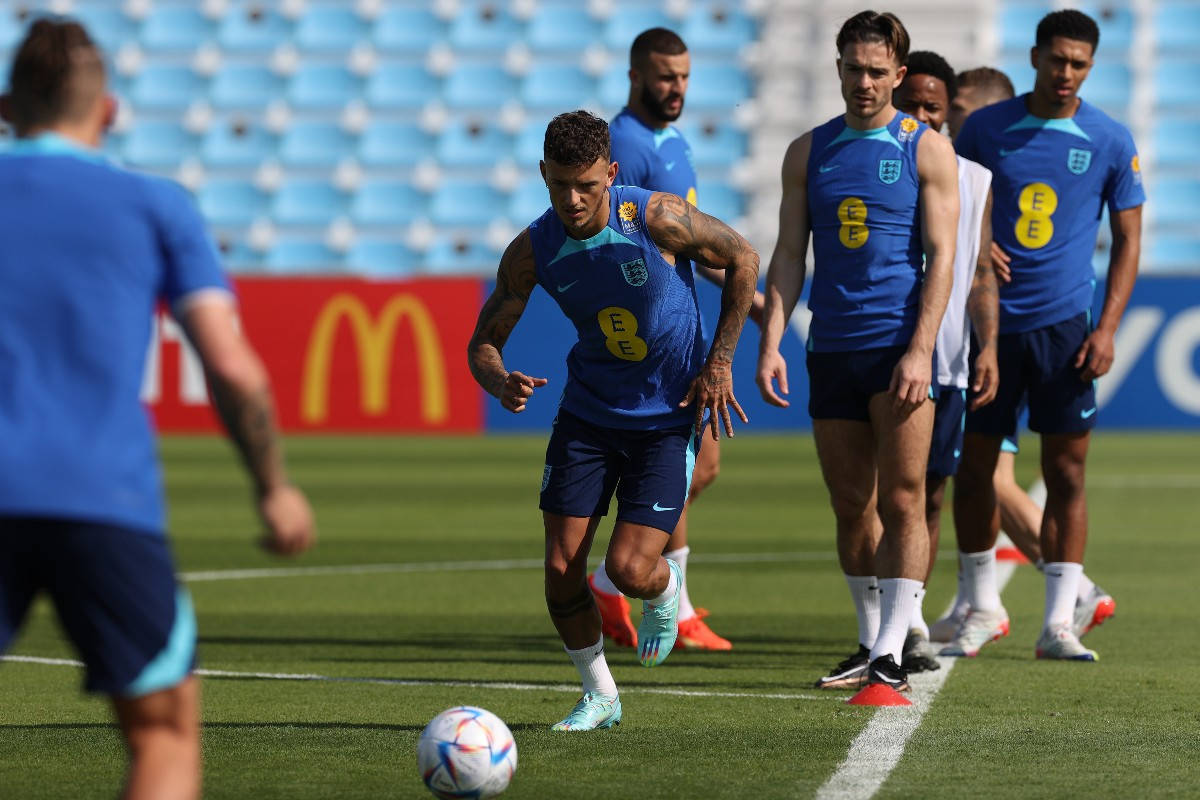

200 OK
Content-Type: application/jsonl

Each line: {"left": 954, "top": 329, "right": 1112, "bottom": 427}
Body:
{"left": 539, "top": 409, "right": 700, "bottom": 534}
{"left": 0, "top": 516, "right": 197, "bottom": 696}
{"left": 966, "top": 312, "right": 1097, "bottom": 436}
{"left": 807, "top": 345, "right": 936, "bottom": 421}
{"left": 928, "top": 386, "right": 967, "bottom": 479}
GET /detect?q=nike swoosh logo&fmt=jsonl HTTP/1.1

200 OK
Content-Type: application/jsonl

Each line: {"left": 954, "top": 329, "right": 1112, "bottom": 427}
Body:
{"left": 953, "top": 449, "right": 961, "bottom": 459}
{"left": 556, "top": 280, "right": 579, "bottom": 292}
{"left": 664, "top": 161, "right": 676, "bottom": 171}
{"left": 651, "top": 502, "right": 677, "bottom": 512}
{"left": 819, "top": 163, "right": 840, "bottom": 172}
{"left": 1080, "top": 407, "right": 1097, "bottom": 419}
{"left": 999, "top": 148, "right": 1020, "bottom": 157}
{"left": 873, "top": 673, "right": 904, "bottom": 685}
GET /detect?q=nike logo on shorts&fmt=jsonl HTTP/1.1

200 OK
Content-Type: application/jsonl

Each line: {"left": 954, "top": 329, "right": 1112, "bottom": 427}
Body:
{"left": 652, "top": 502, "right": 677, "bottom": 512}
{"left": 1080, "top": 407, "right": 1098, "bottom": 419}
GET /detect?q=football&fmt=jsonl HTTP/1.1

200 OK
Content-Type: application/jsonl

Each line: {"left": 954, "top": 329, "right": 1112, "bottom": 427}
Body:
{"left": 417, "top": 706, "right": 518, "bottom": 799}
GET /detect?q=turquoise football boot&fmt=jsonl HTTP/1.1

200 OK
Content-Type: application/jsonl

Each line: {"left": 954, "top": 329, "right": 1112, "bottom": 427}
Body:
{"left": 638, "top": 559, "right": 682, "bottom": 667}
{"left": 550, "top": 692, "right": 622, "bottom": 731}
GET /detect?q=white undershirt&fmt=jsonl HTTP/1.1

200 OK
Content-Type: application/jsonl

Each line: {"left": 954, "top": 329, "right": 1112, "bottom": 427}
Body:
{"left": 936, "top": 156, "right": 992, "bottom": 389}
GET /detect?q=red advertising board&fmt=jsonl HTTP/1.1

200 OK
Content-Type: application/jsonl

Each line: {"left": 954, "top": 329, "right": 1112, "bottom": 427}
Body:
{"left": 146, "top": 277, "right": 485, "bottom": 433}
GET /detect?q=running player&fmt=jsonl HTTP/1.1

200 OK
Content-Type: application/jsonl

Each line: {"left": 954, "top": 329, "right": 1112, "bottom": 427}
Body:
{"left": 468, "top": 111, "right": 758, "bottom": 729}
{"left": 947, "top": 10, "right": 1143, "bottom": 661}
{"left": 588, "top": 27, "right": 766, "bottom": 653}
{"left": 756, "top": 12, "right": 960, "bottom": 694}
{"left": 0, "top": 20, "right": 315, "bottom": 800}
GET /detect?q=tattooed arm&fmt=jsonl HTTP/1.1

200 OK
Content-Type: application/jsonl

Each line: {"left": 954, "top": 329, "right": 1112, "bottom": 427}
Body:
{"left": 967, "top": 187, "right": 1000, "bottom": 410}
{"left": 178, "top": 296, "right": 315, "bottom": 555}
{"left": 645, "top": 191, "right": 760, "bottom": 439}
{"left": 467, "top": 229, "right": 548, "bottom": 413}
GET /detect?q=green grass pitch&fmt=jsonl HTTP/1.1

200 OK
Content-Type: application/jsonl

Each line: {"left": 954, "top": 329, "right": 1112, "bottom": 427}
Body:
{"left": 1, "top": 433, "right": 1198, "bottom": 798}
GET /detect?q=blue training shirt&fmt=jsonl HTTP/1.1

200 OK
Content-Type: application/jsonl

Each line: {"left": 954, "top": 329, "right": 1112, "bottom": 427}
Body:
{"left": 610, "top": 108, "right": 698, "bottom": 207}
{"left": 0, "top": 134, "right": 230, "bottom": 535}
{"left": 807, "top": 111, "right": 928, "bottom": 352}
{"left": 955, "top": 95, "right": 1145, "bottom": 333}
{"left": 528, "top": 185, "right": 706, "bottom": 430}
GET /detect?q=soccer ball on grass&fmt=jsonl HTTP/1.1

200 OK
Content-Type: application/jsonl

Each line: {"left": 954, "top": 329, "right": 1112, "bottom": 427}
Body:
{"left": 417, "top": 706, "right": 517, "bottom": 799}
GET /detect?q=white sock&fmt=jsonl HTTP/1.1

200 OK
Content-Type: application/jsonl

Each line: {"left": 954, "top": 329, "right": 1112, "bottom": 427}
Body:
{"left": 591, "top": 559, "right": 621, "bottom": 596}
{"left": 1075, "top": 570, "right": 1096, "bottom": 601}
{"left": 950, "top": 563, "right": 970, "bottom": 618}
{"left": 871, "top": 578, "right": 923, "bottom": 665}
{"left": 1043, "top": 561, "right": 1083, "bottom": 630}
{"left": 845, "top": 574, "right": 881, "bottom": 649}
{"left": 646, "top": 560, "right": 679, "bottom": 607}
{"left": 565, "top": 635, "right": 618, "bottom": 696}
{"left": 910, "top": 586, "right": 928, "bottom": 637}
{"left": 962, "top": 549, "right": 1001, "bottom": 612}
{"left": 664, "top": 546, "right": 696, "bottom": 620}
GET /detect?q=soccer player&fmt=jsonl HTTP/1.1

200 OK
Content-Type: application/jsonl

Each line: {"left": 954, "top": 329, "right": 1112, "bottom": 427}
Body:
{"left": 0, "top": 19, "right": 315, "bottom": 800}
{"left": 948, "top": 10, "right": 1143, "bottom": 661}
{"left": 588, "top": 27, "right": 766, "bottom": 653}
{"left": 756, "top": 12, "right": 960, "bottom": 694}
{"left": 468, "top": 110, "right": 758, "bottom": 730}
{"left": 891, "top": 51, "right": 999, "bottom": 672}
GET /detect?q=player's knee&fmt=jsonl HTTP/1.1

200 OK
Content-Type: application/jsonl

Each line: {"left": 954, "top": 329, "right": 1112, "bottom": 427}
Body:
{"left": 604, "top": 554, "right": 656, "bottom": 598}
{"left": 828, "top": 488, "right": 873, "bottom": 523}
{"left": 878, "top": 486, "right": 922, "bottom": 527}
{"left": 543, "top": 556, "right": 586, "bottom": 595}
{"left": 1043, "top": 458, "right": 1086, "bottom": 499}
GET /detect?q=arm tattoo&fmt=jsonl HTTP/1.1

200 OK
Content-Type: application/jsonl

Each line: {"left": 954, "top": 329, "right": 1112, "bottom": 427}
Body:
{"left": 210, "top": 381, "right": 286, "bottom": 496}
{"left": 468, "top": 231, "right": 536, "bottom": 398}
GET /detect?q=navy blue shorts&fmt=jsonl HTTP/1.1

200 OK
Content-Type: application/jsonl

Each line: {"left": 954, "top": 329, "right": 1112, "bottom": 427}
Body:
{"left": 0, "top": 517, "right": 196, "bottom": 696}
{"left": 807, "top": 345, "right": 936, "bottom": 421}
{"left": 539, "top": 409, "right": 700, "bottom": 534}
{"left": 966, "top": 312, "right": 1097, "bottom": 436}
{"left": 928, "top": 386, "right": 967, "bottom": 479}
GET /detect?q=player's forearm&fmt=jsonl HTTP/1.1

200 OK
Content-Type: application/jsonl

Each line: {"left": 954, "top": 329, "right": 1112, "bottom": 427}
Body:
{"left": 967, "top": 260, "right": 1000, "bottom": 350}
{"left": 695, "top": 263, "right": 726, "bottom": 288}
{"left": 468, "top": 342, "right": 509, "bottom": 400}
{"left": 708, "top": 252, "right": 760, "bottom": 365}
{"left": 1096, "top": 231, "right": 1140, "bottom": 335}
{"left": 759, "top": 252, "right": 806, "bottom": 354}
{"left": 911, "top": 253, "right": 953, "bottom": 354}
{"left": 208, "top": 371, "right": 289, "bottom": 497}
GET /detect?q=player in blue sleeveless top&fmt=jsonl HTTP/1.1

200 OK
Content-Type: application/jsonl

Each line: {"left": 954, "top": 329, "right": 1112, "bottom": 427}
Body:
{"left": 756, "top": 12, "right": 961, "bottom": 696}
{"left": 0, "top": 21, "right": 315, "bottom": 798}
{"left": 592, "top": 28, "right": 765, "bottom": 653}
{"left": 949, "top": 10, "right": 1143, "bottom": 663}
{"left": 468, "top": 111, "right": 759, "bottom": 730}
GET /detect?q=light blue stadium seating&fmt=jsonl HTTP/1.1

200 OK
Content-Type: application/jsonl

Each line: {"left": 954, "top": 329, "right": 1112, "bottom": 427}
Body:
{"left": 201, "top": 120, "right": 278, "bottom": 168}
{"left": 603, "top": 8, "right": 672, "bottom": 52}
{"left": 424, "top": 235, "right": 495, "bottom": 274}
{"left": 685, "top": 64, "right": 750, "bottom": 111}
{"left": 1077, "top": 4, "right": 1133, "bottom": 52}
{"left": 345, "top": 238, "right": 420, "bottom": 276}
{"left": 514, "top": 119, "right": 551, "bottom": 166}
{"left": 122, "top": 120, "right": 196, "bottom": 169}
{"left": 373, "top": 6, "right": 445, "bottom": 51}
{"left": 448, "top": 4, "right": 524, "bottom": 52}
{"left": 1082, "top": 62, "right": 1131, "bottom": 113}
{"left": 214, "top": 237, "right": 262, "bottom": 272}
{"left": 999, "top": 56, "right": 1037, "bottom": 97}
{"left": 197, "top": 179, "right": 268, "bottom": 227}
{"left": 521, "top": 64, "right": 595, "bottom": 111}
{"left": 599, "top": 65, "right": 631, "bottom": 109}
{"left": 1151, "top": 119, "right": 1200, "bottom": 170}
{"left": 264, "top": 237, "right": 342, "bottom": 273}
{"left": 436, "top": 120, "right": 514, "bottom": 168}
{"left": 443, "top": 63, "right": 518, "bottom": 110}
{"left": 526, "top": 6, "right": 594, "bottom": 53}
{"left": 358, "top": 121, "right": 434, "bottom": 168}
{"left": 279, "top": 121, "right": 355, "bottom": 168}
{"left": 997, "top": 3, "right": 1052, "bottom": 53}
{"left": 695, "top": 180, "right": 743, "bottom": 221}
{"left": 73, "top": 6, "right": 137, "bottom": 51}
{"left": 217, "top": 8, "right": 292, "bottom": 52}
{"left": 0, "top": 10, "right": 22, "bottom": 51}
{"left": 210, "top": 64, "right": 284, "bottom": 110}
{"left": 350, "top": 179, "right": 427, "bottom": 226}
{"left": 295, "top": 4, "right": 368, "bottom": 52}
{"left": 130, "top": 65, "right": 208, "bottom": 110}
{"left": 508, "top": 177, "right": 549, "bottom": 225}
{"left": 1154, "top": 60, "right": 1200, "bottom": 110}
{"left": 679, "top": 120, "right": 747, "bottom": 168}
{"left": 430, "top": 179, "right": 505, "bottom": 226}
{"left": 1151, "top": 177, "right": 1200, "bottom": 227}
{"left": 1154, "top": 2, "right": 1200, "bottom": 53}
{"left": 288, "top": 64, "right": 361, "bottom": 110}
{"left": 271, "top": 179, "right": 348, "bottom": 225}
{"left": 1147, "top": 234, "right": 1200, "bottom": 273}
{"left": 365, "top": 62, "right": 439, "bottom": 109}
{"left": 681, "top": 6, "right": 755, "bottom": 52}
{"left": 141, "top": 6, "right": 214, "bottom": 51}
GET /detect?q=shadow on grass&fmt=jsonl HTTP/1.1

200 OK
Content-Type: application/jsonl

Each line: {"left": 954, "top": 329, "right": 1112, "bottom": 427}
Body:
{"left": 0, "top": 721, "right": 424, "bottom": 733}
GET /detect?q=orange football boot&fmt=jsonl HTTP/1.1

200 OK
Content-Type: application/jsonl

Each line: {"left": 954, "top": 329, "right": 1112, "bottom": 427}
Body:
{"left": 588, "top": 573, "right": 637, "bottom": 648}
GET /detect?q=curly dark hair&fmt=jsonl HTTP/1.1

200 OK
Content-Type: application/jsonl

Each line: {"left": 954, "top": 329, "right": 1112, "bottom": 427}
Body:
{"left": 543, "top": 110, "right": 610, "bottom": 168}
{"left": 906, "top": 50, "right": 957, "bottom": 100}
{"left": 1036, "top": 9, "right": 1099, "bottom": 52}
{"left": 836, "top": 10, "right": 910, "bottom": 66}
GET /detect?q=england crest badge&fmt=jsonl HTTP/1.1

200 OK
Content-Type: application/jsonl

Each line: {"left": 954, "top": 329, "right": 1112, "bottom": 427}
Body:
{"left": 1067, "top": 148, "right": 1092, "bottom": 175}
{"left": 878, "top": 159, "right": 902, "bottom": 184}
{"left": 620, "top": 258, "right": 648, "bottom": 287}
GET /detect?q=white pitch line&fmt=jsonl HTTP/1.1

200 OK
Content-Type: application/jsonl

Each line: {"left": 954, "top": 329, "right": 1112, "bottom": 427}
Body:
{"left": 0, "top": 654, "right": 834, "bottom": 703}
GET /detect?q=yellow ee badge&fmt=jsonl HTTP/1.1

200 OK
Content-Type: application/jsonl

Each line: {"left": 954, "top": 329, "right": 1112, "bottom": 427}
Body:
{"left": 1015, "top": 182, "right": 1058, "bottom": 249}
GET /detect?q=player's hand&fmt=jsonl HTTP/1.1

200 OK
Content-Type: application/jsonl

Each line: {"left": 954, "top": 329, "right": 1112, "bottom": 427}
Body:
{"left": 889, "top": 348, "right": 932, "bottom": 412}
{"left": 680, "top": 358, "right": 747, "bottom": 441}
{"left": 755, "top": 349, "right": 790, "bottom": 408}
{"left": 970, "top": 345, "right": 1000, "bottom": 410}
{"left": 991, "top": 242, "right": 1013, "bottom": 284}
{"left": 1075, "top": 327, "right": 1115, "bottom": 381}
{"left": 258, "top": 484, "right": 315, "bottom": 556}
{"left": 500, "top": 371, "right": 548, "bottom": 414}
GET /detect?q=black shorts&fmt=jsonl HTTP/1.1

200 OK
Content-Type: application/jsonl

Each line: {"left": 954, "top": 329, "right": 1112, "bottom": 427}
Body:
{"left": 807, "top": 345, "right": 936, "bottom": 421}
{"left": 928, "top": 386, "right": 966, "bottom": 479}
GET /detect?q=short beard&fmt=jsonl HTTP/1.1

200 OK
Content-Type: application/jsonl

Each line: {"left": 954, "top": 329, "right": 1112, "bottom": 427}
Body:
{"left": 640, "top": 83, "right": 683, "bottom": 122}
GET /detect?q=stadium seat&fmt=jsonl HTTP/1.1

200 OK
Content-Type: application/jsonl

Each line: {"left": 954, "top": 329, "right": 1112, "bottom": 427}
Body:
{"left": 694, "top": 180, "right": 743, "bottom": 221}
{"left": 358, "top": 121, "right": 434, "bottom": 168}
{"left": 1153, "top": 60, "right": 1200, "bottom": 111}
{"left": 1151, "top": 177, "right": 1200, "bottom": 227}
{"left": 350, "top": 179, "right": 427, "bottom": 226}
{"left": 295, "top": 4, "right": 369, "bottom": 52}
{"left": 997, "top": 3, "right": 1053, "bottom": 53}
{"left": 201, "top": 119, "right": 279, "bottom": 168}
{"left": 1151, "top": 119, "right": 1200, "bottom": 170}
{"left": 1077, "top": 4, "right": 1133, "bottom": 52}
{"left": 140, "top": 6, "right": 214, "bottom": 51}
{"left": 424, "top": 235, "right": 496, "bottom": 274}
{"left": 345, "top": 238, "right": 421, "bottom": 276}
{"left": 1082, "top": 62, "right": 1131, "bottom": 113}
{"left": 271, "top": 179, "right": 349, "bottom": 226}
{"left": 214, "top": 236, "right": 263, "bottom": 272}
{"left": 1000, "top": 57, "right": 1037, "bottom": 98}
{"left": 514, "top": 118, "right": 552, "bottom": 166}
{"left": 1146, "top": 233, "right": 1200, "bottom": 272}
{"left": 122, "top": 121, "right": 197, "bottom": 169}
{"left": 679, "top": 119, "right": 747, "bottom": 168}
{"left": 521, "top": 64, "right": 596, "bottom": 111}
{"left": 278, "top": 121, "right": 356, "bottom": 168}
{"left": 210, "top": 64, "right": 285, "bottom": 110}
{"left": 1154, "top": 2, "right": 1200, "bottom": 53}
{"left": 373, "top": 6, "right": 446, "bottom": 51}
{"left": 365, "top": 62, "right": 440, "bottom": 109}
{"left": 0, "top": 11, "right": 22, "bottom": 52}
{"left": 508, "top": 177, "right": 550, "bottom": 224}
{"left": 130, "top": 65, "right": 208, "bottom": 111}
{"left": 436, "top": 121, "right": 514, "bottom": 168}
{"left": 217, "top": 7, "right": 293, "bottom": 52}
{"left": 603, "top": 8, "right": 672, "bottom": 52}
{"left": 685, "top": 64, "right": 751, "bottom": 111}
{"left": 448, "top": 4, "right": 524, "bottom": 52}
{"left": 443, "top": 63, "right": 518, "bottom": 111}
{"left": 430, "top": 179, "right": 505, "bottom": 227}
{"left": 526, "top": 6, "right": 594, "bottom": 53}
{"left": 288, "top": 64, "right": 362, "bottom": 110}
{"left": 264, "top": 236, "right": 343, "bottom": 273}
{"left": 197, "top": 179, "right": 269, "bottom": 227}
{"left": 72, "top": 6, "right": 137, "bottom": 52}
{"left": 599, "top": 65, "right": 632, "bottom": 109}
{"left": 681, "top": 6, "right": 756, "bottom": 53}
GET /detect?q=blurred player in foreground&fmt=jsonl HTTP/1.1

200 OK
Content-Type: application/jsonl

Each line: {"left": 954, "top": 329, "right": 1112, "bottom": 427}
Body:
{"left": 468, "top": 110, "right": 758, "bottom": 730}
{"left": 0, "top": 19, "right": 315, "bottom": 800}
{"left": 590, "top": 26, "right": 766, "bottom": 653}
{"left": 757, "top": 11, "right": 959, "bottom": 695}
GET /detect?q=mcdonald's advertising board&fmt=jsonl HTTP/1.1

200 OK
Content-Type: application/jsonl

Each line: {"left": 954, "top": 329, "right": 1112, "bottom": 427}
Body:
{"left": 146, "top": 278, "right": 484, "bottom": 433}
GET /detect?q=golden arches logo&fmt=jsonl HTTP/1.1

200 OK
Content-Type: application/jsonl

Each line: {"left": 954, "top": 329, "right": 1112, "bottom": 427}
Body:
{"left": 301, "top": 293, "right": 449, "bottom": 425}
